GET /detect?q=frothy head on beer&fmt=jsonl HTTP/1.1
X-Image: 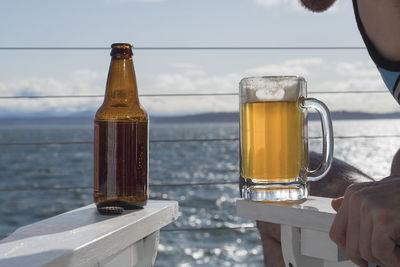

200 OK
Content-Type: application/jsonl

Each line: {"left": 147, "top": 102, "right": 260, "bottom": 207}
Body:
{"left": 240, "top": 76, "right": 306, "bottom": 103}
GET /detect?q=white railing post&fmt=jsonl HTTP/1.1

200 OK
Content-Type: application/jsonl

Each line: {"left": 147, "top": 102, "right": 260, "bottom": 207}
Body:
{"left": 101, "top": 230, "right": 160, "bottom": 267}
{"left": 236, "top": 197, "right": 376, "bottom": 267}
{"left": 0, "top": 200, "right": 179, "bottom": 267}
{"left": 281, "top": 225, "right": 324, "bottom": 267}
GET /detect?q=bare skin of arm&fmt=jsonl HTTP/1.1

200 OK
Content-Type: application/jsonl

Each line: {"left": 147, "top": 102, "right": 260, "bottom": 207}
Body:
{"left": 357, "top": 0, "right": 400, "bottom": 61}
{"left": 301, "top": 0, "right": 400, "bottom": 61}
{"left": 328, "top": 1, "right": 400, "bottom": 266}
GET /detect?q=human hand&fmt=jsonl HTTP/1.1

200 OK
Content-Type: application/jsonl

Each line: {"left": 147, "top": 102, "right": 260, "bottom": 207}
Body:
{"left": 329, "top": 176, "right": 400, "bottom": 267}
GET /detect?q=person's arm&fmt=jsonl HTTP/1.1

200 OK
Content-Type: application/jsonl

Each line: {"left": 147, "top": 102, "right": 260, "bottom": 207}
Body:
{"left": 329, "top": 147, "right": 400, "bottom": 267}
{"left": 330, "top": 177, "right": 400, "bottom": 267}
{"left": 305, "top": 2, "right": 400, "bottom": 267}
{"left": 353, "top": 0, "right": 400, "bottom": 103}
{"left": 357, "top": 0, "right": 400, "bottom": 61}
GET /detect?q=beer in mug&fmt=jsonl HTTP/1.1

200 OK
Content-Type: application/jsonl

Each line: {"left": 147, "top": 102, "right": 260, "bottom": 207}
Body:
{"left": 240, "top": 76, "right": 333, "bottom": 202}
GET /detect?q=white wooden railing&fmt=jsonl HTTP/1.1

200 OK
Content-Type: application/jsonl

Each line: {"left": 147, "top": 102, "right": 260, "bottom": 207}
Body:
{"left": 237, "top": 197, "right": 377, "bottom": 267}
{"left": 0, "top": 200, "right": 179, "bottom": 267}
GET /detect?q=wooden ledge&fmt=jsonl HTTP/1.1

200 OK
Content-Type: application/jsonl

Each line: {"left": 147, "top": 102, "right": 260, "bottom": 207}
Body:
{"left": 0, "top": 200, "right": 179, "bottom": 267}
{"left": 236, "top": 196, "right": 335, "bottom": 232}
{"left": 236, "top": 197, "right": 358, "bottom": 265}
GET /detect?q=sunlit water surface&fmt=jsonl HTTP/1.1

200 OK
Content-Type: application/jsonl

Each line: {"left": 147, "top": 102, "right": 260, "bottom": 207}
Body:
{"left": 0, "top": 119, "right": 399, "bottom": 266}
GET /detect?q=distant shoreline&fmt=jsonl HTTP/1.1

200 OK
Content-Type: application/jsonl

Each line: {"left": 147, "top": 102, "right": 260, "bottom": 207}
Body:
{"left": 0, "top": 111, "right": 399, "bottom": 126}
{"left": 151, "top": 111, "right": 400, "bottom": 124}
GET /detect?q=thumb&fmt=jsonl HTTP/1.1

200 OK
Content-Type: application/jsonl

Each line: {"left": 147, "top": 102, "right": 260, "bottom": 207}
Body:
{"left": 331, "top": 197, "right": 344, "bottom": 212}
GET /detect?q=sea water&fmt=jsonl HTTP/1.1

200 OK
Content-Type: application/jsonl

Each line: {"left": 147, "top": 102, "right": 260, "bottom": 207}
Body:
{"left": 0, "top": 119, "right": 399, "bottom": 266}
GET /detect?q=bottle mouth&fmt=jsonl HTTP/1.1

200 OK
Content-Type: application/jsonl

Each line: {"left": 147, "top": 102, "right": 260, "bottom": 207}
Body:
{"left": 111, "top": 43, "right": 132, "bottom": 49}
{"left": 110, "top": 43, "right": 133, "bottom": 58}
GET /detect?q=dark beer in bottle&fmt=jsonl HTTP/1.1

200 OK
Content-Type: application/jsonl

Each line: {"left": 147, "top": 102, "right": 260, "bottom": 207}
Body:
{"left": 94, "top": 43, "right": 148, "bottom": 214}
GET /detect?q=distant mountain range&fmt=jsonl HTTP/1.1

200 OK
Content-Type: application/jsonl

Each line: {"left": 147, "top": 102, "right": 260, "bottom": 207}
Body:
{"left": 0, "top": 111, "right": 399, "bottom": 126}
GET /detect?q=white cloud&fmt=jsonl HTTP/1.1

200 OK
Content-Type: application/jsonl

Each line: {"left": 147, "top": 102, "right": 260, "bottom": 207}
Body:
{"left": 285, "top": 58, "right": 323, "bottom": 65}
{"left": 245, "top": 57, "right": 323, "bottom": 76}
{"left": 152, "top": 72, "right": 240, "bottom": 94}
{"left": 143, "top": 69, "right": 241, "bottom": 115}
{"left": 306, "top": 61, "right": 400, "bottom": 113}
{"left": 1, "top": 58, "right": 399, "bottom": 116}
{"left": 171, "top": 63, "right": 203, "bottom": 70}
{"left": 336, "top": 61, "right": 379, "bottom": 77}
{"left": 0, "top": 69, "right": 103, "bottom": 97}
{"left": 255, "top": 0, "right": 290, "bottom": 7}
{"left": 0, "top": 69, "right": 105, "bottom": 115}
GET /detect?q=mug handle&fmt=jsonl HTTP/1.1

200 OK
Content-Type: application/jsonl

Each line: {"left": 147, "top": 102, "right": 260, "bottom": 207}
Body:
{"left": 300, "top": 98, "right": 334, "bottom": 182}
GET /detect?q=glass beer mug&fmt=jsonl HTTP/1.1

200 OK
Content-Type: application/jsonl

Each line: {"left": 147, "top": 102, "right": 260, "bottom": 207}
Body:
{"left": 240, "top": 76, "right": 334, "bottom": 202}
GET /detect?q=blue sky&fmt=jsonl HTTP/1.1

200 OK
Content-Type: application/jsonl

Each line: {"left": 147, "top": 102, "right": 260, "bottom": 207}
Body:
{"left": 0, "top": 0, "right": 399, "bottom": 116}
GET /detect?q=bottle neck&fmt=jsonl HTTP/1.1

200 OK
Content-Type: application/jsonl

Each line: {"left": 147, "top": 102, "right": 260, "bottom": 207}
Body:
{"left": 104, "top": 57, "right": 139, "bottom": 107}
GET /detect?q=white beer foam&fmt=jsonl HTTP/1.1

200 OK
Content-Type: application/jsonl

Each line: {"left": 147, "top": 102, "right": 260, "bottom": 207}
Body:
{"left": 255, "top": 87, "right": 285, "bottom": 100}
{"left": 240, "top": 77, "right": 302, "bottom": 102}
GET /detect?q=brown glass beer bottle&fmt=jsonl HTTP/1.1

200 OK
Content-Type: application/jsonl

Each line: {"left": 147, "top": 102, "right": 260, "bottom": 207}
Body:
{"left": 94, "top": 43, "right": 148, "bottom": 213}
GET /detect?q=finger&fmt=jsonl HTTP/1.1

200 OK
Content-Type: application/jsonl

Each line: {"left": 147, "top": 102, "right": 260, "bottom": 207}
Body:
{"left": 330, "top": 184, "right": 365, "bottom": 248}
{"left": 359, "top": 209, "right": 380, "bottom": 264}
{"left": 345, "top": 192, "right": 367, "bottom": 266}
{"left": 331, "top": 197, "right": 344, "bottom": 212}
{"left": 330, "top": 195, "right": 351, "bottom": 248}
{"left": 371, "top": 222, "right": 400, "bottom": 267}
{"left": 357, "top": 189, "right": 382, "bottom": 264}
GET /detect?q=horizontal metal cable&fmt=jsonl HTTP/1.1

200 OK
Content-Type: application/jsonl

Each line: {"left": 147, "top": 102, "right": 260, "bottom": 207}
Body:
{"left": 0, "top": 135, "right": 399, "bottom": 147}
{"left": 0, "top": 91, "right": 387, "bottom": 99}
{"left": 150, "top": 138, "right": 239, "bottom": 143}
{"left": 0, "top": 46, "right": 366, "bottom": 50}
{"left": 161, "top": 225, "right": 256, "bottom": 232}
{"left": 0, "top": 95, "right": 101, "bottom": 99}
{"left": 0, "top": 181, "right": 238, "bottom": 192}
{"left": 152, "top": 181, "right": 237, "bottom": 187}
{"left": 0, "top": 186, "right": 92, "bottom": 192}
{"left": 0, "top": 93, "right": 237, "bottom": 99}
{"left": 0, "top": 138, "right": 239, "bottom": 146}
{"left": 309, "top": 90, "right": 386, "bottom": 94}
{"left": 0, "top": 141, "right": 93, "bottom": 146}
{"left": 325, "top": 134, "right": 400, "bottom": 139}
